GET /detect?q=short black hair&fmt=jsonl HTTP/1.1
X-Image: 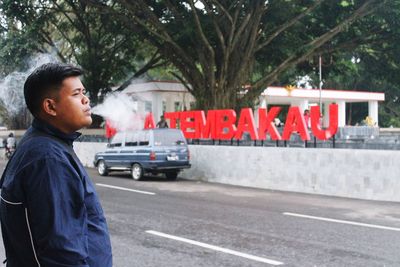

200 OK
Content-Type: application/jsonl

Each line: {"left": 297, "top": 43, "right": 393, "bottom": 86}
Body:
{"left": 24, "top": 62, "right": 83, "bottom": 117}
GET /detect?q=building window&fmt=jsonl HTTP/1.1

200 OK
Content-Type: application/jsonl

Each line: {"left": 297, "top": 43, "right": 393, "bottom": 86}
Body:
{"left": 162, "top": 101, "right": 167, "bottom": 113}
{"left": 174, "top": 101, "right": 181, "bottom": 111}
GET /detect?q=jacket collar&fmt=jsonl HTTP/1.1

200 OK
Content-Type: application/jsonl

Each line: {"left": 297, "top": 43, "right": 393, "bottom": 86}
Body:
{"left": 32, "top": 118, "right": 81, "bottom": 146}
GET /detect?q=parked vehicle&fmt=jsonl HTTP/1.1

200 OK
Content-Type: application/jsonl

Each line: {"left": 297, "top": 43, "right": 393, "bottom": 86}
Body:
{"left": 94, "top": 128, "right": 191, "bottom": 180}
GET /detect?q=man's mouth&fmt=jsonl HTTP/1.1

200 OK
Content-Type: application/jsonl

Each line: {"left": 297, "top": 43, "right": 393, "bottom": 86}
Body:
{"left": 84, "top": 108, "right": 92, "bottom": 115}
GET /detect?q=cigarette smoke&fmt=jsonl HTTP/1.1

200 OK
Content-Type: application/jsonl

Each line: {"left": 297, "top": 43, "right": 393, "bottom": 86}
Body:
{"left": 91, "top": 92, "right": 147, "bottom": 132}
{"left": 0, "top": 53, "right": 147, "bottom": 131}
{"left": 0, "top": 54, "right": 58, "bottom": 116}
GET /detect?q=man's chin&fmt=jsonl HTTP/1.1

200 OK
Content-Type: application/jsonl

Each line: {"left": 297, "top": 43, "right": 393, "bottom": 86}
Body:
{"left": 83, "top": 117, "right": 93, "bottom": 127}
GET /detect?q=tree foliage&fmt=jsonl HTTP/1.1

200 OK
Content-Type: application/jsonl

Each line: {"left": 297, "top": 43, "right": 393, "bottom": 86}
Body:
{"left": 0, "top": 0, "right": 168, "bottom": 128}
{"left": 1, "top": 0, "right": 399, "bottom": 128}
{"left": 0, "top": 0, "right": 164, "bottom": 105}
{"left": 294, "top": 0, "right": 400, "bottom": 126}
{"left": 86, "top": 0, "right": 388, "bottom": 111}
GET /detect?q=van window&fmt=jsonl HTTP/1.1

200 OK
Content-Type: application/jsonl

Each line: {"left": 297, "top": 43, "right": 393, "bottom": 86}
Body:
{"left": 153, "top": 130, "right": 186, "bottom": 146}
{"left": 125, "top": 132, "right": 138, "bottom": 146}
{"left": 110, "top": 132, "right": 124, "bottom": 147}
{"left": 138, "top": 131, "right": 150, "bottom": 146}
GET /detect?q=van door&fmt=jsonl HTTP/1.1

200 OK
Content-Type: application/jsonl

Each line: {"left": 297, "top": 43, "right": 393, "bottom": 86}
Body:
{"left": 136, "top": 131, "right": 151, "bottom": 164}
{"left": 104, "top": 132, "right": 125, "bottom": 167}
{"left": 120, "top": 131, "right": 139, "bottom": 168}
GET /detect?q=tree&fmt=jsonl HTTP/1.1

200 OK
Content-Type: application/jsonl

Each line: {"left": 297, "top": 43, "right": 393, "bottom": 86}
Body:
{"left": 1, "top": 0, "right": 166, "bottom": 105}
{"left": 86, "top": 0, "right": 387, "bottom": 110}
{"left": 292, "top": 0, "right": 400, "bottom": 126}
{"left": 0, "top": 0, "right": 165, "bottom": 128}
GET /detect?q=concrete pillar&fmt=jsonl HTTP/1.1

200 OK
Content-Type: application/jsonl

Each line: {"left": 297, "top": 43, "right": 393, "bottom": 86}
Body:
{"left": 300, "top": 100, "right": 309, "bottom": 112}
{"left": 290, "top": 99, "right": 308, "bottom": 111}
{"left": 337, "top": 101, "right": 346, "bottom": 127}
{"left": 182, "top": 92, "right": 191, "bottom": 111}
{"left": 323, "top": 102, "right": 330, "bottom": 127}
{"left": 368, "top": 101, "right": 379, "bottom": 126}
{"left": 165, "top": 95, "right": 174, "bottom": 113}
{"left": 152, "top": 93, "right": 162, "bottom": 120}
{"left": 260, "top": 97, "right": 267, "bottom": 108}
{"left": 254, "top": 97, "right": 267, "bottom": 126}
{"left": 137, "top": 100, "right": 144, "bottom": 116}
{"left": 290, "top": 100, "right": 298, "bottom": 108}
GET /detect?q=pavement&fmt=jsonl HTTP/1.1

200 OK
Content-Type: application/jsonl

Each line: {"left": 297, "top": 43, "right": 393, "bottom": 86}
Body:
{"left": 1, "top": 161, "right": 400, "bottom": 266}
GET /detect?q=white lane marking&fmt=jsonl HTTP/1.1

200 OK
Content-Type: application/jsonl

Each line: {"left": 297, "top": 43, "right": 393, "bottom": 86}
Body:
{"left": 96, "top": 183, "right": 156, "bottom": 195}
{"left": 146, "top": 230, "right": 284, "bottom": 266}
{"left": 283, "top": 212, "right": 400, "bottom": 232}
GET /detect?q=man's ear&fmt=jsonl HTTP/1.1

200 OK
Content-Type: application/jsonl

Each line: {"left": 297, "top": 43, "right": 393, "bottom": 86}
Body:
{"left": 42, "top": 98, "right": 57, "bottom": 116}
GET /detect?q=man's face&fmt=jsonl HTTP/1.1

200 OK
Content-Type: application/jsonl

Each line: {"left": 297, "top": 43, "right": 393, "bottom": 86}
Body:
{"left": 53, "top": 76, "right": 92, "bottom": 133}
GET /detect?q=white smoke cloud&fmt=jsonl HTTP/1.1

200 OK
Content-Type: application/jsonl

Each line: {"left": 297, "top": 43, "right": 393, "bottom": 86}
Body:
{"left": 91, "top": 92, "right": 146, "bottom": 131}
{"left": 0, "top": 53, "right": 147, "bottom": 132}
{"left": 0, "top": 53, "right": 58, "bottom": 115}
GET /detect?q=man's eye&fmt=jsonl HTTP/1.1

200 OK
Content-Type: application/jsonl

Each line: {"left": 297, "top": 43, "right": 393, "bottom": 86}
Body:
{"left": 73, "top": 90, "right": 86, "bottom": 96}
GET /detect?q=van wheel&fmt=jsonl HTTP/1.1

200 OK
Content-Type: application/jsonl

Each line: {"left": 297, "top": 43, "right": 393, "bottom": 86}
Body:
{"left": 131, "top": 163, "right": 144, "bottom": 181}
{"left": 97, "top": 160, "right": 108, "bottom": 176}
{"left": 165, "top": 171, "right": 178, "bottom": 180}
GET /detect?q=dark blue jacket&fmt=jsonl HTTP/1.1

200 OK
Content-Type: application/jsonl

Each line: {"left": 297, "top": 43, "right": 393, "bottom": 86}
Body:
{"left": 0, "top": 119, "right": 112, "bottom": 266}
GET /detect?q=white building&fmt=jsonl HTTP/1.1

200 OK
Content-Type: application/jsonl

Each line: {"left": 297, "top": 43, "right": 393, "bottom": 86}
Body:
{"left": 123, "top": 81, "right": 385, "bottom": 127}
{"left": 123, "top": 81, "right": 196, "bottom": 122}
{"left": 258, "top": 87, "right": 385, "bottom": 127}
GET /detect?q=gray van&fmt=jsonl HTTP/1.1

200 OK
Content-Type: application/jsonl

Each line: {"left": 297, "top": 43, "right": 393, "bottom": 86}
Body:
{"left": 94, "top": 128, "right": 191, "bottom": 180}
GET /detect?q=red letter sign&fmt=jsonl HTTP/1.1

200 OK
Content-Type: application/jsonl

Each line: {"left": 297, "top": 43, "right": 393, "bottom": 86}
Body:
{"left": 282, "top": 107, "right": 310, "bottom": 141}
{"left": 216, "top": 109, "right": 237, "bottom": 140}
{"left": 180, "top": 111, "right": 196, "bottom": 138}
{"left": 258, "top": 107, "right": 282, "bottom": 140}
{"left": 144, "top": 113, "right": 155, "bottom": 129}
{"left": 105, "top": 120, "right": 117, "bottom": 138}
{"left": 107, "top": 106, "right": 339, "bottom": 141}
{"left": 199, "top": 110, "right": 218, "bottom": 139}
{"left": 311, "top": 104, "right": 338, "bottom": 140}
{"left": 235, "top": 108, "right": 258, "bottom": 140}
{"left": 164, "top": 112, "right": 180, "bottom": 128}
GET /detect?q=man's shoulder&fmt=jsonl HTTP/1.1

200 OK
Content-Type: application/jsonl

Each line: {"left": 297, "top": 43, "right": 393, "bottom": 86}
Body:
{"left": 18, "top": 134, "right": 69, "bottom": 160}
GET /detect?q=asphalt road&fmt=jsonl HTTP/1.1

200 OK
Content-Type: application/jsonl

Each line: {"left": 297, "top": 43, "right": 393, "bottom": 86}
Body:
{"left": 1, "top": 162, "right": 400, "bottom": 266}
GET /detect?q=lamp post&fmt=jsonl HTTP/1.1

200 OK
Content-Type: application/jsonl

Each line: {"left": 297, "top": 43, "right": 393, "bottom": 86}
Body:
{"left": 319, "top": 55, "right": 323, "bottom": 111}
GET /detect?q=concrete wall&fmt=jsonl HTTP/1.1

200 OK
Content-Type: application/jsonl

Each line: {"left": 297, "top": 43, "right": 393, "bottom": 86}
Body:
{"left": 74, "top": 142, "right": 108, "bottom": 168}
{"left": 75, "top": 143, "right": 400, "bottom": 202}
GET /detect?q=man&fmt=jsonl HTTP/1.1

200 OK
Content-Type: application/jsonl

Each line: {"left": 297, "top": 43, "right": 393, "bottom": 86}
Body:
{"left": 0, "top": 63, "right": 112, "bottom": 266}
{"left": 5, "top": 133, "right": 16, "bottom": 158}
{"left": 156, "top": 115, "right": 169, "bottom": 128}
{"left": 6, "top": 133, "right": 16, "bottom": 150}
{"left": 303, "top": 109, "right": 311, "bottom": 128}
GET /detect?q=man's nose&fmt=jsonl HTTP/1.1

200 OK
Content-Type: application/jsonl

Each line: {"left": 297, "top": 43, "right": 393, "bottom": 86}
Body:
{"left": 82, "top": 94, "right": 90, "bottom": 105}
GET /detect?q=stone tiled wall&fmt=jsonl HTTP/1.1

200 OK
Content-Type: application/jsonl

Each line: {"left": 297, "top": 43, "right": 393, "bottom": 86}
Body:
{"left": 75, "top": 143, "right": 400, "bottom": 202}
{"left": 182, "top": 146, "right": 400, "bottom": 202}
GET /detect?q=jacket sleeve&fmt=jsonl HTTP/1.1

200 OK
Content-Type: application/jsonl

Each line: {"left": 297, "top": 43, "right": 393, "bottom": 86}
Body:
{"left": 20, "top": 158, "right": 89, "bottom": 267}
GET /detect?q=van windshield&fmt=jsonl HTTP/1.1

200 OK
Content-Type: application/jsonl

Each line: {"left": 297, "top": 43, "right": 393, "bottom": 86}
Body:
{"left": 153, "top": 130, "right": 186, "bottom": 146}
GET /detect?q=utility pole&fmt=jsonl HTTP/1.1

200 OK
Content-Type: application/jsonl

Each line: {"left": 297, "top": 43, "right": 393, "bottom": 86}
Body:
{"left": 319, "top": 55, "right": 323, "bottom": 111}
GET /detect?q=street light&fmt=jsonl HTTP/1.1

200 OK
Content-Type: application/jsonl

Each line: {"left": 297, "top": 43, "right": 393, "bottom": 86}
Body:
{"left": 319, "top": 55, "right": 323, "bottom": 111}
